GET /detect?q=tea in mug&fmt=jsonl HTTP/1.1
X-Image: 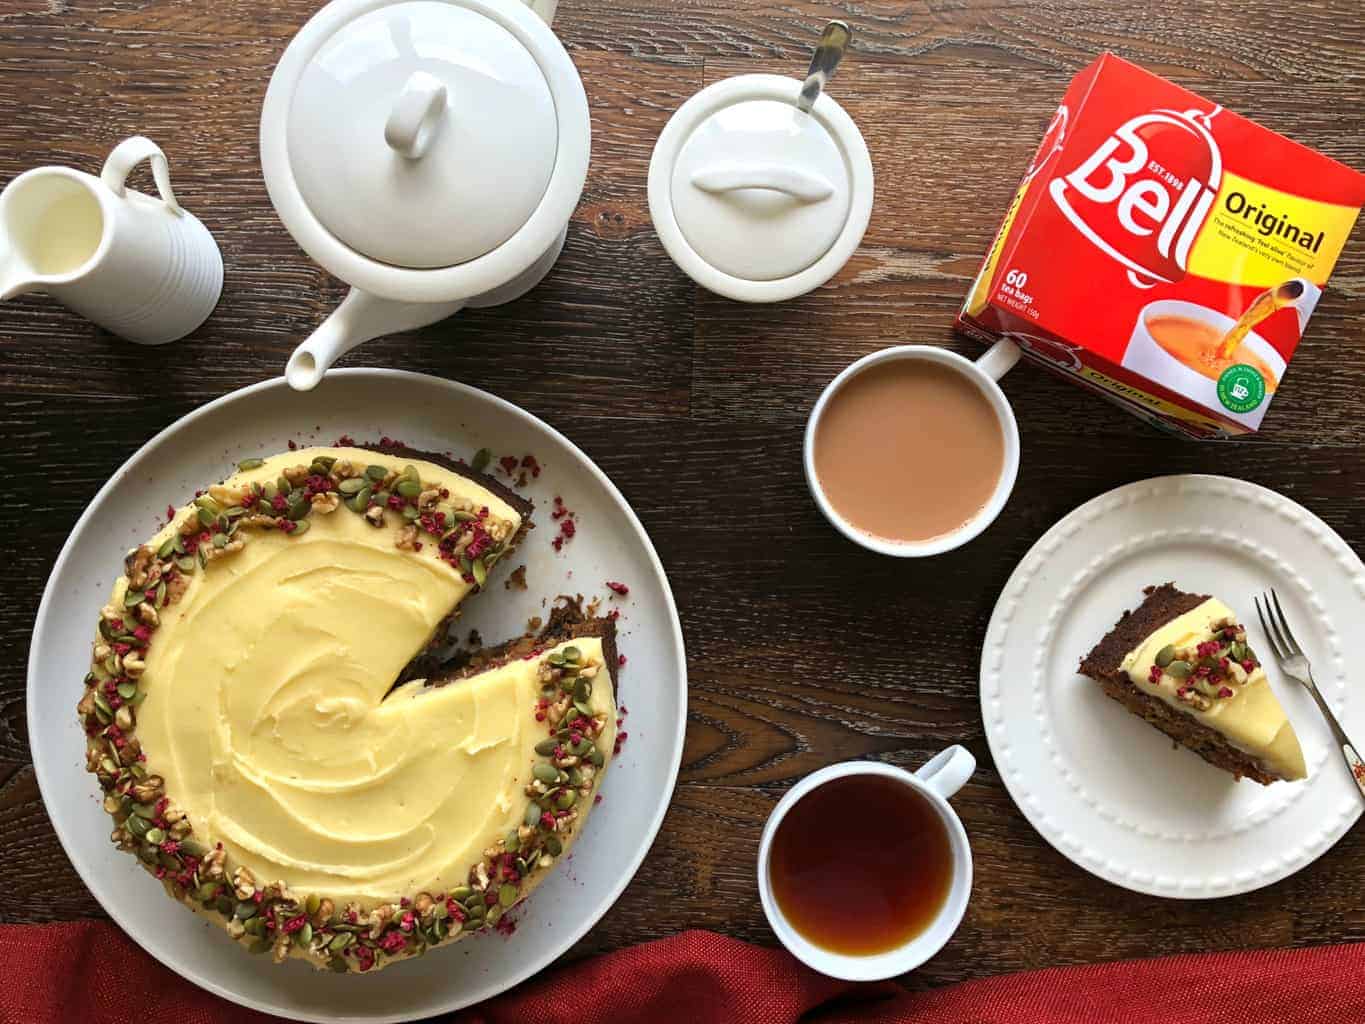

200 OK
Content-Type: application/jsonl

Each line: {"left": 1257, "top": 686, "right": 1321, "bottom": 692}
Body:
{"left": 957, "top": 53, "right": 1365, "bottom": 438}
{"left": 768, "top": 775, "right": 954, "bottom": 955}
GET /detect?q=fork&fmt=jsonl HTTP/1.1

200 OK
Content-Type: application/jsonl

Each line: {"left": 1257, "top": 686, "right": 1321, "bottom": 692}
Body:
{"left": 1255, "top": 589, "right": 1365, "bottom": 799}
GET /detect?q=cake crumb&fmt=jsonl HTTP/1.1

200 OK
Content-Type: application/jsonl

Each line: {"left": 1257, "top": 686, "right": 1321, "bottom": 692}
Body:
{"left": 526, "top": 616, "right": 542, "bottom": 631}
{"left": 467, "top": 629, "right": 482, "bottom": 647}
{"left": 504, "top": 565, "right": 528, "bottom": 591}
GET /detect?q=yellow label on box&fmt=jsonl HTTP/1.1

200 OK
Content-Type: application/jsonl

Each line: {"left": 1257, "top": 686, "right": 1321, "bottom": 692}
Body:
{"left": 1189, "top": 172, "right": 1362, "bottom": 286}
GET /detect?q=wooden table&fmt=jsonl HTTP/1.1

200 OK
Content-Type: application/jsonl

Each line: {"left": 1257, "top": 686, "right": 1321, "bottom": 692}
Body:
{"left": 4, "top": 0, "right": 1365, "bottom": 994}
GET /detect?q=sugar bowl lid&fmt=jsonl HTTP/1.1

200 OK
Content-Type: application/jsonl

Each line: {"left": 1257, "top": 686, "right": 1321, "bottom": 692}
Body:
{"left": 261, "top": 0, "right": 590, "bottom": 287}
{"left": 648, "top": 73, "right": 873, "bottom": 302}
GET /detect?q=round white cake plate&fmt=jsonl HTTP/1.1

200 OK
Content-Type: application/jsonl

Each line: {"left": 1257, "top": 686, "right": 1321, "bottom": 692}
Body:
{"left": 981, "top": 474, "right": 1365, "bottom": 898}
{"left": 27, "top": 370, "right": 688, "bottom": 1021}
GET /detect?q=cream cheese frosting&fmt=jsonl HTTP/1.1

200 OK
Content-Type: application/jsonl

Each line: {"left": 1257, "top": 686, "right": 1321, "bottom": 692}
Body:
{"left": 1120, "top": 598, "right": 1306, "bottom": 781}
{"left": 84, "top": 446, "right": 618, "bottom": 970}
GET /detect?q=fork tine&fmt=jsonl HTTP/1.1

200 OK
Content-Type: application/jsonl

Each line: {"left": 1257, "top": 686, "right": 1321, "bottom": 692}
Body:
{"left": 1255, "top": 595, "right": 1284, "bottom": 661}
{"left": 1269, "top": 588, "right": 1304, "bottom": 658}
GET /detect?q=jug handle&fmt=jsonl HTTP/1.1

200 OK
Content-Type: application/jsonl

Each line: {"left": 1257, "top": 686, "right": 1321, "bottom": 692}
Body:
{"left": 101, "top": 136, "right": 183, "bottom": 216}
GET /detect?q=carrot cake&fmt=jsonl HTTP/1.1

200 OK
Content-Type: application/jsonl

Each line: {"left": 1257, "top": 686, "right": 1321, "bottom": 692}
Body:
{"left": 1079, "top": 584, "right": 1306, "bottom": 784}
{"left": 78, "top": 444, "right": 618, "bottom": 972}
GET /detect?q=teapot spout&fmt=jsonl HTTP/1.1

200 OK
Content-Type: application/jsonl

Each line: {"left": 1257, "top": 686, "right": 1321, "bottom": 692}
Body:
{"left": 285, "top": 289, "right": 465, "bottom": 391}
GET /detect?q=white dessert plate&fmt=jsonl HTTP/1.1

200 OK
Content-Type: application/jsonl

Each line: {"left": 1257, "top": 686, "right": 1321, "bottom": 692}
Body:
{"left": 27, "top": 370, "right": 687, "bottom": 1021}
{"left": 982, "top": 474, "right": 1365, "bottom": 898}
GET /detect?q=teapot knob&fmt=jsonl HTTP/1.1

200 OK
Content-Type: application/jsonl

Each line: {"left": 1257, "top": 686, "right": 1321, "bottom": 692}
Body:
{"left": 384, "top": 71, "right": 448, "bottom": 160}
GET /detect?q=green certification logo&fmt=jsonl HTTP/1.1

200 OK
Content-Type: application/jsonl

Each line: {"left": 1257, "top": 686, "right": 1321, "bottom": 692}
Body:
{"left": 1217, "top": 364, "right": 1266, "bottom": 414}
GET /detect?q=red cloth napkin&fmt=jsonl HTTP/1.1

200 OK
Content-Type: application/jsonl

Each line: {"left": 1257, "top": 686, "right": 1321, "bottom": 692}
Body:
{"left": 3, "top": 921, "right": 1363, "bottom": 1024}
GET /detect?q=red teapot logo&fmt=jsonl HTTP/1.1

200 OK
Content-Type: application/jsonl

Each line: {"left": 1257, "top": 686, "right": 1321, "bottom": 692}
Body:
{"left": 1049, "top": 105, "right": 1222, "bottom": 288}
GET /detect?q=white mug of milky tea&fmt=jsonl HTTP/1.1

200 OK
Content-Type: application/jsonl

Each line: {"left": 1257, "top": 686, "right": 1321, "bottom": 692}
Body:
{"left": 804, "top": 342, "right": 1022, "bottom": 557}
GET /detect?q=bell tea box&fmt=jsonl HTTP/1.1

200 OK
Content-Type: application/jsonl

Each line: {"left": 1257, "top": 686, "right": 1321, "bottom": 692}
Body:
{"left": 957, "top": 53, "right": 1365, "bottom": 438}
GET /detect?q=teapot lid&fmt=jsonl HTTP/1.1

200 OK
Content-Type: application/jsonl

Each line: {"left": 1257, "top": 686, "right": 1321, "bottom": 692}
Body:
{"left": 282, "top": 0, "right": 558, "bottom": 269}
{"left": 648, "top": 74, "right": 873, "bottom": 302}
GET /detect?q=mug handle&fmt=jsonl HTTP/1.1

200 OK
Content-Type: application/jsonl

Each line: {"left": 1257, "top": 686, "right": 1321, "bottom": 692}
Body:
{"left": 521, "top": 0, "right": 557, "bottom": 24}
{"left": 914, "top": 745, "right": 976, "bottom": 800}
{"left": 101, "top": 136, "right": 182, "bottom": 216}
{"left": 975, "top": 338, "right": 1021, "bottom": 381}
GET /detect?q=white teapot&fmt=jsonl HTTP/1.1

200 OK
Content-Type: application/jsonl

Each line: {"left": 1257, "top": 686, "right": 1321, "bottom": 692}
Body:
{"left": 260, "top": 0, "right": 589, "bottom": 390}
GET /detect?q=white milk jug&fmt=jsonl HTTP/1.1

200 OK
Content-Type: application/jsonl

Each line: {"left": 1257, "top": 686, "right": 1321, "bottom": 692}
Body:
{"left": 0, "top": 136, "right": 223, "bottom": 345}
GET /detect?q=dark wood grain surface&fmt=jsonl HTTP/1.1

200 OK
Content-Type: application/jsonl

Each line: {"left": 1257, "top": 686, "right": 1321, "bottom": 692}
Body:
{"left": 4, "top": 0, "right": 1365, "bottom": 998}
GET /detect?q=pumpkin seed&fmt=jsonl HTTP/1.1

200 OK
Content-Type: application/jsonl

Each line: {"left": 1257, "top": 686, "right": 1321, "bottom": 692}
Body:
{"left": 486, "top": 905, "right": 502, "bottom": 926}
{"left": 567, "top": 767, "right": 584, "bottom": 787}
{"left": 396, "top": 479, "right": 421, "bottom": 499}
{"left": 157, "top": 536, "right": 176, "bottom": 559}
{"left": 99, "top": 756, "right": 119, "bottom": 775}
{"left": 1166, "top": 660, "right": 1192, "bottom": 679}
{"left": 471, "top": 448, "right": 492, "bottom": 473}
{"left": 573, "top": 738, "right": 594, "bottom": 758}
{"left": 177, "top": 556, "right": 197, "bottom": 574}
{"left": 126, "top": 815, "right": 150, "bottom": 838}
{"left": 328, "top": 957, "right": 349, "bottom": 973}
{"left": 196, "top": 881, "right": 221, "bottom": 901}
{"left": 458, "top": 555, "right": 472, "bottom": 576}
{"left": 498, "top": 884, "right": 518, "bottom": 908}
{"left": 216, "top": 895, "right": 234, "bottom": 916}
{"left": 402, "top": 505, "right": 420, "bottom": 521}
{"left": 312, "top": 456, "right": 336, "bottom": 473}
{"left": 539, "top": 685, "right": 558, "bottom": 700}
{"left": 365, "top": 464, "right": 387, "bottom": 482}
{"left": 1231, "top": 642, "right": 1247, "bottom": 662}
{"left": 533, "top": 762, "right": 560, "bottom": 784}
{"left": 573, "top": 700, "right": 593, "bottom": 718}
{"left": 464, "top": 900, "right": 485, "bottom": 919}
{"left": 124, "top": 589, "right": 145, "bottom": 608}
{"left": 544, "top": 835, "right": 562, "bottom": 857}
{"left": 401, "top": 464, "right": 420, "bottom": 483}
{"left": 329, "top": 932, "right": 352, "bottom": 953}
{"left": 306, "top": 892, "right": 321, "bottom": 916}
{"left": 472, "top": 557, "right": 487, "bottom": 586}
{"left": 338, "top": 478, "right": 365, "bottom": 495}
{"left": 93, "top": 690, "right": 113, "bottom": 715}
{"left": 195, "top": 507, "right": 214, "bottom": 528}
{"left": 173, "top": 533, "right": 186, "bottom": 555}
{"left": 506, "top": 832, "right": 521, "bottom": 853}
{"left": 197, "top": 546, "right": 209, "bottom": 569}
{"left": 292, "top": 518, "right": 311, "bottom": 536}
{"left": 562, "top": 646, "right": 581, "bottom": 664}
{"left": 524, "top": 802, "right": 543, "bottom": 827}
{"left": 347, "top": 487, "right": 371, "bottom": 513}
{"left": 244, "top": 916, "right": 266, "bottom": 936}
{"left": 462, "top": 916, "right": 481, "bottom": 931}
{"left": 213, "top": 532, "right": 228, "bottom": 549}
{"left": 450, "top": 886, "right": 472, "bottom": 901}
{"left": 548, "top": 652, "right": 566, "bottom": 667}
{"left": 534, "top": 739, "right": 559, "bottom": 756}
{"left": 452, "top": 509, "right": 476, "bottom": 522}
{"left": 573, "top": 678, "right": 591, "bottom": 702}
{"left": 139, "top": 844, "right": 159, "bottom": 864}
{"left": 194, "top": 495, "right": 221, "bottom": 514}
{"left": 131, "top": 690, "right": 148, "bottom": 707}
{"left": 277, "top": 475, "right": 292, "bottom": 495}
{"left": 299, "top": 923, "right": 313, "bottom": 946}
{"left": 1244, "top": 645, "right": 1258, "bottom": 665}
{"left": 374, "top": 489, "right": 391, "bottom": 505}
{"left": 516, "top": 856, "right": 530, "bottom": 877}
{"left": 249, "top": 939, "right": 272, "bottom": 955}
{"left": 234, "top": 900, "right": 258, "bottom": 920}
{"left": 287, "top": 496, "right": 309, "bottom": 521}
{"left": 237, "top": 457, "right": 265, "bottom": 471}
{"left": 555, "top": 789, "right": 577, "bottom": 810}
{"left": 588, "top": 749, "right": 605, "bottom": 767}
{"left": 1155, "top": 645, "right": 1176, "bottom": 668}
{"left": 145, "top": 827, "right": 165, "bottom": 845}
{"left": 433, "top": 901, "right": 449, "bottom": 921}
{"left": 179, "top": 838, "right": 207, "bottom": 858}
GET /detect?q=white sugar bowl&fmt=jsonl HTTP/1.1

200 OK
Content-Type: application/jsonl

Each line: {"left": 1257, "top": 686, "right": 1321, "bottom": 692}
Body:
{"left": 647, "top": 64, "right": 873, "bottom": 303}
{"left": 260, "top": 0, "right": 590, "bottom": 390}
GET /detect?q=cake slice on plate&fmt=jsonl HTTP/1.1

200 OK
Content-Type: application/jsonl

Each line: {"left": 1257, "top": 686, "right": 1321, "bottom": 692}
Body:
{"left": 1078, "top": 584, "right": 1306, "bottom": 784}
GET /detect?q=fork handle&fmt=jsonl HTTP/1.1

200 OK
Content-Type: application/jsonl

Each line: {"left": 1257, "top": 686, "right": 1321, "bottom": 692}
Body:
{"left": 1300, "top": 671, "right": 1365, "bottom": 798}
